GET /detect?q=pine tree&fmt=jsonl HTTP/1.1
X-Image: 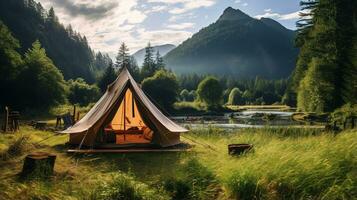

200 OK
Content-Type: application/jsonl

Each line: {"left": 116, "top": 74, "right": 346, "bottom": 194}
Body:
{"left": 0, "top": 20, "right": 23, "bottom": 107}
{"left": 98, "top": 62, "right": 117, "bottom": 93}
{"left": 141, "top": 42, "right": 155, "bottom": 79}
{"left": 155, "top": 50, "right": 165, "bottom": 69}
{"left": 115, "top": 42, "right": 130, "bottom": 71}
{"left": 20, "top": 40, "right": 67, "bottom": 108}
{"left": 47, "top": 7, "right": 58, "bottom": 23}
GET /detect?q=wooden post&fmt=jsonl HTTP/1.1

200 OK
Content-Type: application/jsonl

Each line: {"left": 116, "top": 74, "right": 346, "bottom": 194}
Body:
{"left": 3, "top": 106, "right": 9, "bottom": 132}
{"left": 76, "top": 111, "right": 80, "bottom": 122}
{"left": 72, "top": 105, "right": 76, "bottom": 125}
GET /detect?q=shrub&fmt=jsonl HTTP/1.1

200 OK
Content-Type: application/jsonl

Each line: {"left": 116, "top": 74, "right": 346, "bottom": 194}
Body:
{"left": 142, "top": 70, "right": 179, "bottom": 110}
{"left": 179, "top": 89, "right": 190, "bottom": 101}
{"left": 67, "top": 78, "right": 100, "bottom": 106}
{"left": 227, "top": 87, "right": 243, "bottom": 105}
{"left": 196, "top": 76, "right": 223, "bottom": 109}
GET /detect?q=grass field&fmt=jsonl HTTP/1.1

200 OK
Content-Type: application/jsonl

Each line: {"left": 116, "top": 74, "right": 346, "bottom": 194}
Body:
{"left": 0, "top": 126, "right": 356, "bottom": 199}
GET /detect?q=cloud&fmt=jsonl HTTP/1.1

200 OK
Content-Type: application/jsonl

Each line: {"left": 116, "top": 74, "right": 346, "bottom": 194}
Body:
{"left": 234, "top": 0, "right": 241, "bottom": 3}
{"left": 255, "top": 10, "right": 301, "bottom": 21}
{"left": 148, "top": 0, "right": 216, "bottom": 14}
{"left": 167, "top": 22, "right": 195, "bottom": 30}
{"left": 264, "top": 8, "right": 272, "bottom": 12}
{"left": 45, "top": 0, "right": 118, "bottom": 19}
{"left": 242, "top": 2, "right": 248, "bottom": 7}
{"left": 145, "top": 5, "right": 168, "bottom": 14}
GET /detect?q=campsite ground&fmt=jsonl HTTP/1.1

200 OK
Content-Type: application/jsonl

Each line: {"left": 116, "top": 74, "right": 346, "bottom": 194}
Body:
{"left": 0, "top": 125, "right": 356, "bottom": 199}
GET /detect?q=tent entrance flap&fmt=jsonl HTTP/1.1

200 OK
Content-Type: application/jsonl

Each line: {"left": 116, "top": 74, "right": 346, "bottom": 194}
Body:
{"left": 107, "top": 88, "right": 153, "bottom": 144}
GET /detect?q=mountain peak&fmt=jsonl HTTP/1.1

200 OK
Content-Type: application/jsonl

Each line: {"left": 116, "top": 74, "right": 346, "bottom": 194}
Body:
{"left": 218, "top": 7, "right": 251, "bottom": 21}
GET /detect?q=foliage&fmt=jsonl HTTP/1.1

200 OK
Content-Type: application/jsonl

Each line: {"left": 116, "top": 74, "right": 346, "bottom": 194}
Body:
{"left": 179, "top": 89, "right": 196, "bottom": 102}
{"left": 98, "top": 63, "right": 117, "bottom": 93}
{"left": 141, "top": 43, "right": 156, "bottom": 79}
{"left": 178, "top": 74, "right": 287, "bottom": 105}
{"left": 0, "top": 0, "right": 95, "bottom": 82}
{"left": 93, "top": 51, "right": 112, "bottom": 79}
{"left": 115, "top": 42, "right": 140, "bottom": 81}
{"left": 196, "top": 76, "right": 223, "bottom": 109}
{"left": 141, "top": 70, "right": 179, "bottom": 111}
{"left": 179, "top": 89, "right": 190, "bottom": 101}
{"left": 290, "top": 0, "right": 357, "bottom": 112}
{"left": 19, "top": 40, "right": 67, "bottom": 109}
{"left": 67, "top": 78, "right": 100, "bottom": 106}
{"left": 0, "top": 20, "right": 23, "bottom": 108}
{"left": 227, "top": 87, "right": 243, "bottom": 105}
{"left": 331, "top": 103, "right": 357, "bottom": 124}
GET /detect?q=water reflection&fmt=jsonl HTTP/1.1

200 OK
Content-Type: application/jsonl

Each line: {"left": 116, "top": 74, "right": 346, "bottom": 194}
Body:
{"left": 173, "top": 110, "right": 305, "bottom": 129}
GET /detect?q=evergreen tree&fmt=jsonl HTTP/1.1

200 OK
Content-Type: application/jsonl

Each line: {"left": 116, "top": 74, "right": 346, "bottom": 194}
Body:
{"left": 290, "top": 0, "right": 357, "bottom": 112}
{"left": 98, "top": 63, "right": 117, "bottom": 93}
{"left": 0, "top": 20, "right": 23, "bottom": 107}
{"left": 141, "top": 42, "right": 156, "bottom": 79}
{"left": 155, "top": 50, "right": 165, "bottom": 69}
{"left": 115, "top": 42, "right": 130, "bottom": 70}
{"left": 20, "top": 40, "right": 67, "bottom": 108}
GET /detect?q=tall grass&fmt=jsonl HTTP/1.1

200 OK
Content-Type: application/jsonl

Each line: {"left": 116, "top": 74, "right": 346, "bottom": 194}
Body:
{"left": 188, "top": 128, "right": 357, "bottom": 199}
{"left": 90, "top": 173, "right": 169, "bottom": 200}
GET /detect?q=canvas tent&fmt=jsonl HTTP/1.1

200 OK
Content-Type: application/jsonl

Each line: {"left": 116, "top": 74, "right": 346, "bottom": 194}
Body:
{"left": 61, "top": 68, "right": 188, "bottom": 148}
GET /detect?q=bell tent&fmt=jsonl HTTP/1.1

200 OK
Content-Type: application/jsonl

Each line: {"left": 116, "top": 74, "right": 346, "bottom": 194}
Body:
{"left": 61, "top": 68, "right": 188, "bottom": 148}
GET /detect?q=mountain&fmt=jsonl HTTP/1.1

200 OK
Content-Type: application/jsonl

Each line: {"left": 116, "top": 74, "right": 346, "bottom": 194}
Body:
{"left": 0, "top": 0, "right": 95, "bottom": 83}
{"left": 132, "top": 44, "right": 176, "bottom": 66}
{"left": 164, "top": 7, "right": 299, "bottom": 79}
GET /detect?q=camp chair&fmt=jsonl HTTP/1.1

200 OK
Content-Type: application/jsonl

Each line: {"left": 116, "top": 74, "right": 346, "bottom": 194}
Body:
{"left": 62, "top": 113, "right": 73, "bottom": 129}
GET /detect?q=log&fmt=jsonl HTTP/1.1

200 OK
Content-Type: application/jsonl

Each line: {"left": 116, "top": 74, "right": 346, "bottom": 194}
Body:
{"left": 21, "top": 152, "right": 56, "bottom": 178}
{"left": 228, "top": 144, "right": 253, "bottom": 155}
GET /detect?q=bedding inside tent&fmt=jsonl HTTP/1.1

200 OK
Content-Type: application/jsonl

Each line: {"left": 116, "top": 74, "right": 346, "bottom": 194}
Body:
{"left": 105, "top": 88, "right": 153, "bottom": 145}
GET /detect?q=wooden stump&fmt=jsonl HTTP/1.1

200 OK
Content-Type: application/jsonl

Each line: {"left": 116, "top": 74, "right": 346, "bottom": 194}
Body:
{"left": 34, "top": 121, "right": 47, "bottom": 130}
{"left": 21, "top": 152, "right": 56, "bottom": 178}
{"left": 228, "top": 144, "right": 253, "bottom": 156}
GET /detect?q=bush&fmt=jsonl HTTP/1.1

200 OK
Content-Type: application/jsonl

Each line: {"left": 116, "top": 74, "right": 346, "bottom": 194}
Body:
{"left": 67, "top": 78, "right": 100, "bottom": 106}
{"left": 179, "top": 89, "right": 189, "bottom": 101}
{"left": 227, "top": 87, "right": 243, "bottom": 105}
{"left": 196, "top": 76, "right": 223, "bottom": 109}
{"left": 141, "top": 70, "right": 179, "bottom": 111}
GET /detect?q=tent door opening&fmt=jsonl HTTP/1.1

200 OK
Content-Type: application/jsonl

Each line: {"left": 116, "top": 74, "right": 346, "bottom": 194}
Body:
{"left": 104, "top": 88, "right": 153, "bottom": 145}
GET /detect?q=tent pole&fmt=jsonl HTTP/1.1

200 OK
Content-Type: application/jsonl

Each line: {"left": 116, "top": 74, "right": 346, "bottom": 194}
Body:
{"left": 123, "top": 92, "right": 126, "bottom": 141}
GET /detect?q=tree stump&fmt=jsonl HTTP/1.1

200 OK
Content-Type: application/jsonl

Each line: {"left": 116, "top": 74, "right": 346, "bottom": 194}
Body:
{"left": 21, "top": 152, "right": 56, "bottom": 179}
{"left": 228, "top": 144, "right": 253, "bottom": 156}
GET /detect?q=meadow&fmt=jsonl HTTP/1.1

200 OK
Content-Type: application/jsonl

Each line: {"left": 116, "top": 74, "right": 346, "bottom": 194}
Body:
{"left": 0, "top": 125, "right": 356, "bottom": 200}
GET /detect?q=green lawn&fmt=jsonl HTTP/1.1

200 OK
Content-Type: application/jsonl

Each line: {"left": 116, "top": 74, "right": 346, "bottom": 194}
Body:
{"left": 0, "top": 126, "right": 356, "bottom": 199}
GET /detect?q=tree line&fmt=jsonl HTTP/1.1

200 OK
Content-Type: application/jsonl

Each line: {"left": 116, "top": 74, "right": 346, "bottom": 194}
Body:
{"left": 286, "top": 0, "right": 356, "bottom": 113}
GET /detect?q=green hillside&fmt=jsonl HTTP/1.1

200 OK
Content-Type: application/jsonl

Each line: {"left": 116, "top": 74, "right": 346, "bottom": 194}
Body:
{"left": 0, "top": 0, "right": 95, "bottom": 83}
{"left": 164, "top": 7, "right": 299, "bottom": 79}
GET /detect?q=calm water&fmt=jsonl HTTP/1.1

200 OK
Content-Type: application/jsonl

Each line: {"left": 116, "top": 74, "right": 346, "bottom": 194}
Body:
{"left": 172, "top": 110, "right": 312, "bottom": 129}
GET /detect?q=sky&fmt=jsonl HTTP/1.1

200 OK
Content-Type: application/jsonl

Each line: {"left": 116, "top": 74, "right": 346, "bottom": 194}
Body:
{"left": 37, "top": 0, "right": 301, "bottom": 57}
